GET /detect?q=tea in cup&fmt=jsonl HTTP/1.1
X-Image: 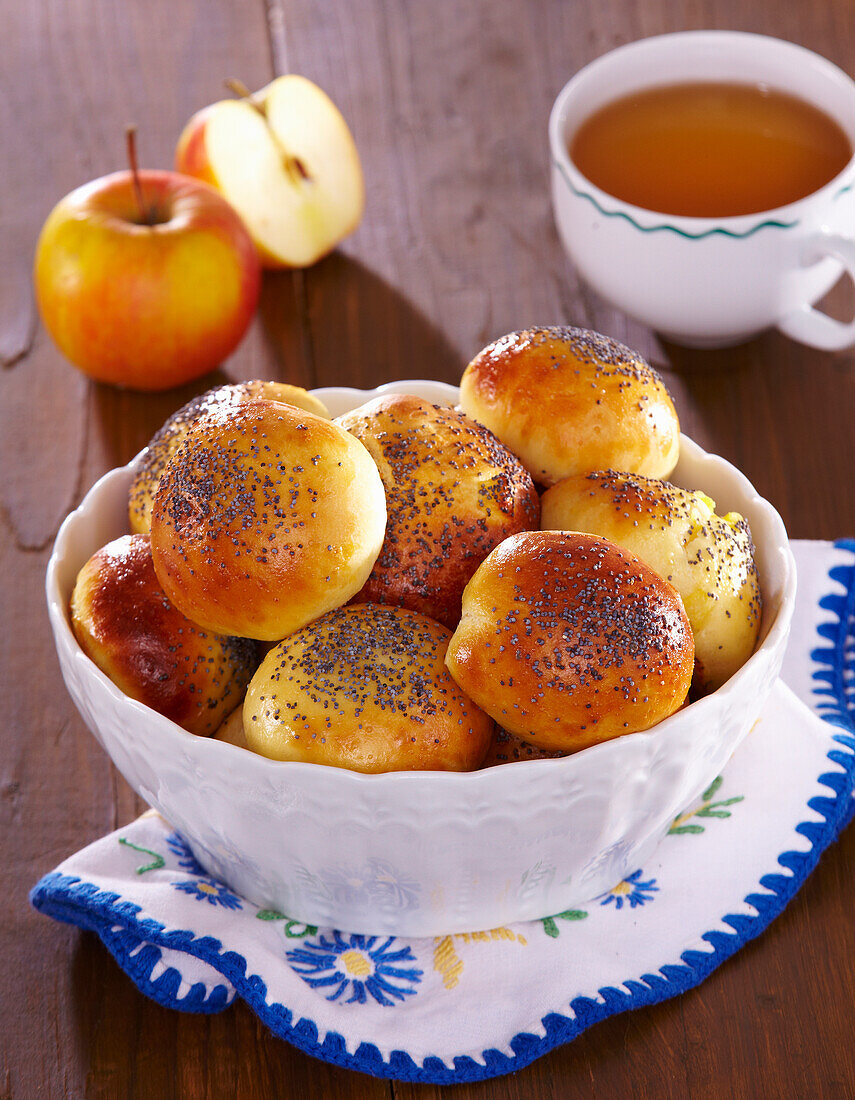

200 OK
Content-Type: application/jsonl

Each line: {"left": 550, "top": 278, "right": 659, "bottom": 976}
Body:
{"left": 549, "top": 32, "right": 855, "bottom": 349}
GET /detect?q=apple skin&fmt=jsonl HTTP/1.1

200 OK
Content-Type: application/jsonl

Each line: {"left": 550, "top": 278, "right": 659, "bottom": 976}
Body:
{"left": 176, "top": 110, "right": 283, "bottom": 269}
{"left": 174, "top": 110, "right": 221, "bottom": 190}
{"left": 175, "top": 76, "right": 365, "bottom": 269}
{"left": 34, "top": 170, "right": 261, "bottom": 391}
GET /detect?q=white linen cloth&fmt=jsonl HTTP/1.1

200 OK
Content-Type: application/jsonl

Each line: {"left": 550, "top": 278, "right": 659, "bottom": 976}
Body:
{"left": 31, "top": 540, "right": 855, "bottom": 1084}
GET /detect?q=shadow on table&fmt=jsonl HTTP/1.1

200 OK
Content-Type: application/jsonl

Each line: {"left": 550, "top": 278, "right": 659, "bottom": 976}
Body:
{"left": 659, "top": 322, "right": 850, "bottom": 448}
{"left": 90, "top": 369, "right": 234, "bottom": 471}
{"left": 258, "top": 251, "right": 464, "bottom": 390}
{"left": 656, "top": 307, "right": 855, "bottom": 542}
{"left": 659, "top": 335, "right": 765, "bottom": 376}
{"left": 68, "top": 929, "right": 141, "bottom": 1072}
{"left": 90, "top": 250, "right": 463, "bottom": 471}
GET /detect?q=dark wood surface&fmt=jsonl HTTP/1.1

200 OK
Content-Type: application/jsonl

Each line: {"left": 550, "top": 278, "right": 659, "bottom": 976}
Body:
{"left": 2, "top": 1, "right": 854, "bottom": 1097}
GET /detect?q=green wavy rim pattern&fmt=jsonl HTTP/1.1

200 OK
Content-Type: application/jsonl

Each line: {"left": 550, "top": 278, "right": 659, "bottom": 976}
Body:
{"left": 554, "top": 160, "right": 799, "bottom": 239}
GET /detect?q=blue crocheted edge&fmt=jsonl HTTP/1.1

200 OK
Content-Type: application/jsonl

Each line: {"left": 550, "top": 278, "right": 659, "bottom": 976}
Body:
{"left": 30, "top": 541, "right": 855, "bottom": 1084}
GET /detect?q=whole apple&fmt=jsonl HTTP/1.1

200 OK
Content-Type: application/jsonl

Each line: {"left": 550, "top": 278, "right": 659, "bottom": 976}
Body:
{"left": 34, "top": 170, "right": 261, "bottom": 390}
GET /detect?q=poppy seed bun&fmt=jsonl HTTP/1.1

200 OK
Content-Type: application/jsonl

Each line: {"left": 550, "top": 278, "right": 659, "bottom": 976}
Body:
{"left": 541, "top": 471, "right": 762, "bottom": 691}
{"left": 480, "top": 727, "right": 564, "bottom": 767}
{"left": 335, "top": 395, "right": 540, "bottom": 628}
{"left": 129, "top": 381, "right": 330, "bottom": 534}
{"left": 70, "top": 534, "right": 258, "bottom": 736}
{"left": 243, "top": 604, "right": 494, "bottom": 772}
{"left": 460, "top": 327, "right": 680, "bottom": 485}
{"left": 150, "top": 400, "right": 386, "bottom": 641}
{"left": 446, "top": 531, "right": 694, "bottom": 752}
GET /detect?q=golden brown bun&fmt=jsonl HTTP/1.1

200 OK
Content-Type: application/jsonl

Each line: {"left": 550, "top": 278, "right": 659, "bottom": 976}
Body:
{"left": 446, "top": 531, "right": 694, "bottom": 751}
{"left": 70, "top": 534, "right": 258, "bottom": 736}
{"left": 541, "top": 471, "right": 762, "bottom": 691}
{"left": 479, "top": 727, "right": 565, "bottom": 767}
{"left": 244, "top": 604, "right": 494, "bottom": 772}
{"left": 335, "top": 395, "right": 539, "bottom": 628}
{"left": 214, "top": 705, "right": 249, "bottom": 748}
{"left": 150, "top": 400, "right": 386, "bottom": 641}
{"left": 460, "top": 327, "right": 680, "bottom": 485}
{"left": 129, "top": 381, "right": 330, "bottom": 534}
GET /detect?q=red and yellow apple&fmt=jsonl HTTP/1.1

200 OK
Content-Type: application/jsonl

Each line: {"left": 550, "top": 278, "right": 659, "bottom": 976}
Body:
{"left": 176, "top": 75, "right": 364, "bottom": 269}
{"left": 34, "top": 170, "right": 261, "bottom": 391}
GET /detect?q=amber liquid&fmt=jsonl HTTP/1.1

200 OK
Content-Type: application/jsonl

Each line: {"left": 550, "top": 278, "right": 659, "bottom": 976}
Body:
{"left": 570, "top": 82, "right": 852, "bottom": 217}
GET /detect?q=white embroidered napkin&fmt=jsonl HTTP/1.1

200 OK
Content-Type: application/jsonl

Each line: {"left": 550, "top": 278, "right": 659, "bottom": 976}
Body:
{"left": 31, "top": 540, "right": 855, "bottom": 1084}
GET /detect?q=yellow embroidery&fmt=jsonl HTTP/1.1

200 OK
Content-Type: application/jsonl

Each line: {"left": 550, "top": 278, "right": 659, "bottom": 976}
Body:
{"left": 340, "top": 949, "right": 372, "bottom": 978}
{"left": 433, "top": 927, "right": 527, "bottom": 989}
{"left": 494, "top": 927, "right": 526, "bottom": 943}
{"left": 669, "top": 774, "right": 745, "bottom": 836}
{"left": 433, "top": 936, "right": 464, "bottom": 990}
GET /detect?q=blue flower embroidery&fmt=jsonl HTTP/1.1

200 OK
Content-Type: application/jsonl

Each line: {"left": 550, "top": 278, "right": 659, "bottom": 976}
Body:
{"left": 599, "top": 868, "right": 659, "bottom": 910}
{"left": 287, "top": 932, "right": 422, "bottom": 1005}
{"left": 165, "top": 833, "right": 206, "bottom": 876}
{"left": 165, "top": 835, "right": 242, "bottom": 909}
{"left": 172, "top": 878, "right": 243, "bottom": 910}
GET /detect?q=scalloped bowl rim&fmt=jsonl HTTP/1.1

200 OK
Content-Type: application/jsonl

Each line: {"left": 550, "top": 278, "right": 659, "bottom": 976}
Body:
{"left": 46, "top": 378, "right": 796, "bottom": 792}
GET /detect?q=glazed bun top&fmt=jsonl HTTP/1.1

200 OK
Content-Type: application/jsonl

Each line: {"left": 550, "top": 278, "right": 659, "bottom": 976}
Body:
{"left": 150, "top": 399, "right": 386, "bottom": 641}
{"left": 243, "top": 603, "right": 494, "bottom": 773}
{"left": 541, "top": 471, "right": 762, "bottom": 690}
{"left": 70, "top": 534, "right": 257, "bottom": 736}
{"left": 129, "top": 380, "right": 330, "bottom": 534}
{"left": 459, "top": 326, "right": 680, "bottom": 485}
{"left": 446, "top": 531, "right": 694, "bottom": 752}
{"left": 335, "top": 394, "right": 539, "bottom": 628}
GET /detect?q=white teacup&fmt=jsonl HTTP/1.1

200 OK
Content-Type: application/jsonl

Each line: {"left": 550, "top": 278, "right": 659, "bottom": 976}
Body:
{"left": 549, "top": 31, "right": 855, "bottom": 349}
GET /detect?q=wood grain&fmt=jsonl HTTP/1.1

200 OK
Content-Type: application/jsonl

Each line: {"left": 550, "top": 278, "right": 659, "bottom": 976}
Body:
{"left": 2, "top": 0, "right": 853, "bottom": 1097}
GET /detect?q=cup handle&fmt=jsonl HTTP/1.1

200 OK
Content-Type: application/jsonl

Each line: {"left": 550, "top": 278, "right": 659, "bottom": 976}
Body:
{"left": 777, "top": 231, "right": 855, "bottom": 351}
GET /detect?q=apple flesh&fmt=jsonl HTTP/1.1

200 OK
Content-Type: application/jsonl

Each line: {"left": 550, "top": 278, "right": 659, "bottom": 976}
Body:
{"left": 176, "top": 75, "right": 364, "bottom": 268}
{"left": 34, "top": 170, "right": 261, "bottom": 391}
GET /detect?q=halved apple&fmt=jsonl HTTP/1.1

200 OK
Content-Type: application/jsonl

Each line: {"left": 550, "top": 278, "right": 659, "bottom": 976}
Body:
{"left": 176, "top": 75, "right": 364, "bottom": 268}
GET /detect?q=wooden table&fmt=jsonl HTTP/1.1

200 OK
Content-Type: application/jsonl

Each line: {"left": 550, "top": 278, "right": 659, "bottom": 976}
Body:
{"left": 3, "top": 1, "right": 854, "bottom": 1096}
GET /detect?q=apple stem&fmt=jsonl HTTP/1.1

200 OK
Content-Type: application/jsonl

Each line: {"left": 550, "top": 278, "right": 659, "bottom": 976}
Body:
{"left": 224, "top": 78, "right": 311, "bottom": 185}
{"left": 224, "top": 77, "right": 255, "bottom": 102}
{"left": 125, "top": 126, "right": 152, "bottom": 226}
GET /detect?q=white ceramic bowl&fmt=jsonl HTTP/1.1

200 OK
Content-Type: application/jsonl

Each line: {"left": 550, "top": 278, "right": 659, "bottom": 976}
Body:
{"left": 47, "top": 380, "right": 796, "bottom": 935}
